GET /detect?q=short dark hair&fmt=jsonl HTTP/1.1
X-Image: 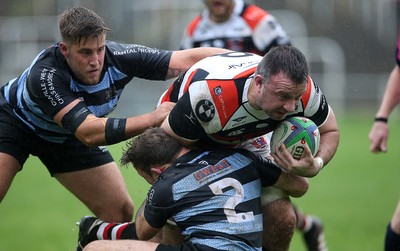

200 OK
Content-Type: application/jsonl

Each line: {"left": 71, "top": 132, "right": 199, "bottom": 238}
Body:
{"left": 120, "top": 128, "right": 183, "bottom": 176}
{"left": 58, "top": 6, "right": 110, "bottom": 45}
{"left": 256, "top": 45, "right": 309, "bottom": 85}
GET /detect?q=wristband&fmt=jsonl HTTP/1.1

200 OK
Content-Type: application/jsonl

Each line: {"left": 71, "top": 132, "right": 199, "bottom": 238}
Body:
{"left": 314, "top": 157, "right": 324, "bottom": 170}
{"left": 374, "top": 117, "right": 388, "bottom": 123}
{"left": 105, "top": 118, "right": 127, "bottom": 145}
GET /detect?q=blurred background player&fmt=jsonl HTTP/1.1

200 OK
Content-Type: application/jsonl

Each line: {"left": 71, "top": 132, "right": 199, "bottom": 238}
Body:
{"left": 77, "top": 127, "right": 309, "bottom": 251}
{"left": 369, "top": 34, "right": 400, "bottom": 251}
{"left": 180, "top": 1, "right": 328, "bottom": 250}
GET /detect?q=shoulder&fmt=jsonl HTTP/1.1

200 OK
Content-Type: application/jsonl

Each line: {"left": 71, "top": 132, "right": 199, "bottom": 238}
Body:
{"left": 106, "top": 41, "right": 171, "bottom": 58}
{"left": 299, "top": 76, "right": 329, "bottom": 122}
{"left": 185, "top": 15, "right": 203, "bottom": 37}
{"left": 241, "top": 4, "right": 269, "bottom": 29}
{"left": 187, "top": 52, "right": 261, "bottom": 79}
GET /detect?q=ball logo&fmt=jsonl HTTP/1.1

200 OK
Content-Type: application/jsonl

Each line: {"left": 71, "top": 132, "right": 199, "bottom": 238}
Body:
{"left": 292, "top": 146, "right": 305, "bottom": 160}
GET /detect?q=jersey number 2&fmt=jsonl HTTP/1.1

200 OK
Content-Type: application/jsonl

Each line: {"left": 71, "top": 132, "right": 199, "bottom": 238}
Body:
{"left": 209, "top": 177, "right": 254, "bottom": 223}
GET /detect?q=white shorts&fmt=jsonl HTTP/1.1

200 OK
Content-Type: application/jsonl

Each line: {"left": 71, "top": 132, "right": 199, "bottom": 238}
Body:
{"left": 238, "top": 133, "right": 288, "bottom": 206}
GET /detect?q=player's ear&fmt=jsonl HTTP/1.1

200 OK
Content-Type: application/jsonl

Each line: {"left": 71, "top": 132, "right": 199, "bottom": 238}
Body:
{"left": 254, "top": 74, "right": 264, "bottom": 88}
{"left": 59, "top": 42, "right": 69, "bottom": 57}
{"left": 150, "top": 165, "right": 164, "bottom": 175}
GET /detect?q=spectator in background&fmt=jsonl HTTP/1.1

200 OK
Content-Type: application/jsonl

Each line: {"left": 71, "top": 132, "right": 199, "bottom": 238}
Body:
{"left": 180, "top": 1, "right": 328, "bottom": 250}
{"left": 369, "top": 35, "right": 400, "bottom": 251}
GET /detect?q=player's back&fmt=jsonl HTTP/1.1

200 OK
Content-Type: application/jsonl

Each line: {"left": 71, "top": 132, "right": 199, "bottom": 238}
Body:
{"left": 159, "top": 52, "right": 261, "bottom": 104}
{"left": 160, "top": 149, "right": 278, "bottom": 250}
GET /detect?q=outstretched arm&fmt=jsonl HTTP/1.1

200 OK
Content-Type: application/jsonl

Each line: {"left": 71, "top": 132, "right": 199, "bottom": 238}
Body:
{"left": 166, "top": 47, "right": 230, "bottom": 79}
{"left": 369, "top": 65, "right": 400, "bottom": 153}
{"left": 54, "top": 99, "right": 176, "bottom": 147}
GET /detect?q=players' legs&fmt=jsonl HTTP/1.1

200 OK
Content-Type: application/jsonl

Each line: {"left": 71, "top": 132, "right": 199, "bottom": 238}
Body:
{"left": 0, "top": 153, "right": 21, "bottom": 203}
{"left": 55, "top": 162, "right": 134, "bottom": 222}
{"left": 295, "top": 206, "right": 328, "bottom": 251}
{"left": 391, "top": 201, "right": 400, "bottom": 234}
{"left": 261, "top": 187, "right": 296, "bottom": 251}
{"left": 83, "top": 240, "right": 160, "bottom": 251}
{"left": 385, "top": 201, "right": 400, "bottom": 251}
{"left": 149, "top": 220, "right": 185, "bottom": 245}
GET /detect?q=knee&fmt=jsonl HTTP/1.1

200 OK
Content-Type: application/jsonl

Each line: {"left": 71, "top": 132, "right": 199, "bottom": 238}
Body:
{"left": 94, "top": 198, "right": 134, "bottom": 222}
{"left": 262, "top": 198, "right": 296, "bottom": 250}
{"left": 265, "top": 199, "right": 296, "bottom": 232}
{"left": 121, "top": 199, "right": 134, "bottom": 222}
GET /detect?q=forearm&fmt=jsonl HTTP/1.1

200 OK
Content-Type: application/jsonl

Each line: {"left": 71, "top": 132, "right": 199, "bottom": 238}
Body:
{"left": 315, "top": 108, "right": 340, "bottom": 169}
{"left": 135, "top": 201, "right": 159, "bottom": 240}
{"left": 376, "top": 66, "right": 400, "bottom": 118}
{"left": 75, "top": 113, "right": 156, "bottom": 147}
{"left": 167, "top": 47, "right": 231, "bottom": 79}
{"left": 316, "top": 130, "right": 340, "bottom": 168}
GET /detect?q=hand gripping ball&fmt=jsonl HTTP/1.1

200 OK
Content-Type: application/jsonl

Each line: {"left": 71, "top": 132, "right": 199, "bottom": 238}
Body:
{"left": 270, "top": 116, "right": 320, "bottom": 160}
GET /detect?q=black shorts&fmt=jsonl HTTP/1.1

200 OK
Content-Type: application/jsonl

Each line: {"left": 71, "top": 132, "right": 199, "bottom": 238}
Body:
{"left": 0, "top": 106, "right": 114, "bottom": 176}
{"left": 156, "top": 242, "right": 221, "bottom": 251}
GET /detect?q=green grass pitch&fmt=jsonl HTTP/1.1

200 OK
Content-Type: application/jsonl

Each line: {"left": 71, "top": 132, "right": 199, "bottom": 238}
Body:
{"left": 1, "top": 116, "right": 399, "bottom": 250}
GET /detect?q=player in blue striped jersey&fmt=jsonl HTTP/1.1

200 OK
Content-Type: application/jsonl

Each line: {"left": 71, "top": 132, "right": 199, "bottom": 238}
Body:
{"left": 77, "top": 127, "right": 308, "bottom": 251}
{"left": 0, "top": 6, "right": 227, "bottom": 224}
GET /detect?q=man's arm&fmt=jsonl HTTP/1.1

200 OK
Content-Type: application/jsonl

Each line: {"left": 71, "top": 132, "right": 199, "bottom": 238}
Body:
{"left": 53, "top": 99, "right": 175, "bottom": 147}
{"left": 271, "top": 106, "right": 340, "bottom": 177}
{"left": 273, "top": 171, "right": 309, "bottom": 198}
{"left": 135, "top": 201, "right": 162, "bottom": 240}
{"left": 369, "top": 65, "right": 400, "bottom": 153}
{"left": 166, "top": 47, "right": 230, "bottom": 79}
{"left": 160, "top": 115, "right": 198, "bottom": 147}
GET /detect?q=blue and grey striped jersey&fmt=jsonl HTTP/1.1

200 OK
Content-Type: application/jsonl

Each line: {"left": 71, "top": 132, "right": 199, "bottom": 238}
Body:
{"left": 0, "top": 41, "right": 172, "bottom": 143}
{"left": 144, "top": 148, "right": 282, "bottom": 251}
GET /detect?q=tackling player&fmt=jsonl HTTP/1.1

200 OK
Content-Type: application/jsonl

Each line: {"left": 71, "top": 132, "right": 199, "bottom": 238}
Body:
{"left": 78, "top": 127, "right": 309, "bottom": 251}
{"left": 0, "top": 6, "right": 228, "bottom": 225}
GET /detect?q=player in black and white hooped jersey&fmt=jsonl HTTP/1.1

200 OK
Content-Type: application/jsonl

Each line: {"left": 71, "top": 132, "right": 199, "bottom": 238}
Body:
{"left": 159, "top": 46, "right": 339, "bottom": 251}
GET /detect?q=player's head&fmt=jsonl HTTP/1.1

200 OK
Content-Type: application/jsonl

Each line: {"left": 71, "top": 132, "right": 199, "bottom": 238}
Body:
{"left": 252, "top": 45, "right": 309, "bottom": 120}
{"left": 58, "top": 6, "right": 110, "bottom": 46}
{"left": 121, "top": 127, "right": 183, "bottom": 184}
{"left": 256, "top": 45, "right": 308, "bottom": 86}
{"left": 204, "top": 0, "right": 235, "bottom": 23}
{"left": 58, "top": 6, "right": 110, "bottom": 85}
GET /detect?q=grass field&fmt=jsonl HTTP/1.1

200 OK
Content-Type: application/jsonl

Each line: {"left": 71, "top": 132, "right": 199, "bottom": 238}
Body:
{"left": 1, "top": 116, "right": 399, "bottom": 251}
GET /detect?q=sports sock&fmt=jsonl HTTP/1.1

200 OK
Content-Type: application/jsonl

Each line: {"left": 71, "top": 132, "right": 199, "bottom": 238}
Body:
{"left": 297, "top": 215, "right": 312, "bottom": 232}
{"left": 385, "top": 223, "right": 400, "bottom": 251}
{"left": 96, "top": 222, "right": 138, "bottom": 240}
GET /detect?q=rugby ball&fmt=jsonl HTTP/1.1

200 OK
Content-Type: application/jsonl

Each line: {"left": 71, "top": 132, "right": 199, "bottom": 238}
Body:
{"left": 270, "top": 117, "right": 320, "bottom": 160}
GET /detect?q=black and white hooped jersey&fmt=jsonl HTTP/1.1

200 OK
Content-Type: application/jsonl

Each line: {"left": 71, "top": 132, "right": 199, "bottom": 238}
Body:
{"left": 159, "top": 52, "right": 329, "bottom": 147}
{"left": 0, "top": 41, "right": 172, "bottom": 143}
{"left": 144, "top": 148, "right": 281, "bottom": 251}
{"left": 180, "top": 0, "right": 290, "bottom": 55}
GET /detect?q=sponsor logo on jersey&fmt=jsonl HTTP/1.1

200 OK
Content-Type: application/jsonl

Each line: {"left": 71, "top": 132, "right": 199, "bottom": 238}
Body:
{"left": 231, "top": 116, "right": 247, "bottom": 127}
{"left": 195, "top": 99, "right": 215, "bottom": 122}
{"left": 227, "top": 128, "right": 245, "bottom": 136}
{"left": 255, "top": 123, "right": 268, "bottom": 128}
{"left": 193, "top": 159, "right": 232, "bottom": 182}
{"left": 214, "top": 86, "right": 222, "bottom": 96}
{"left": 251, "top": 136, "right": 268, "bottom": 149}
{"left": 185, "top": 112, "right": 197, "bottom": 125}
